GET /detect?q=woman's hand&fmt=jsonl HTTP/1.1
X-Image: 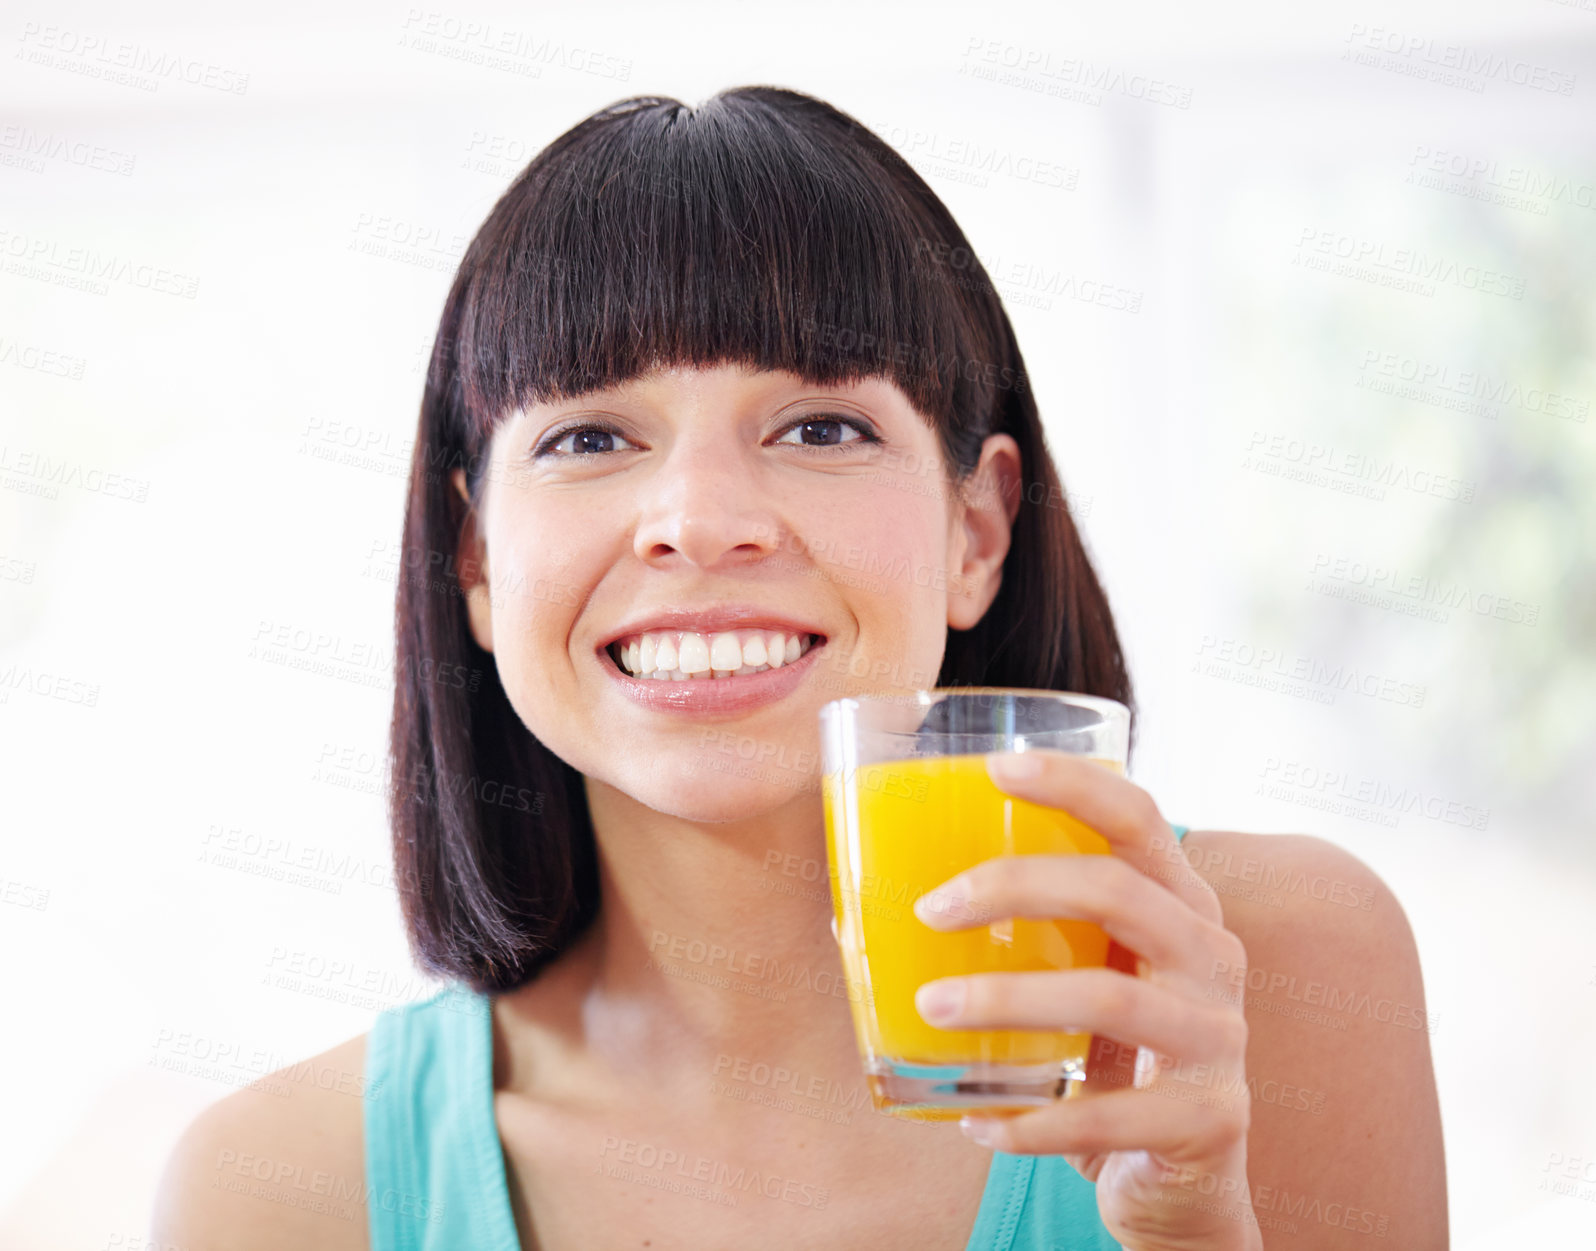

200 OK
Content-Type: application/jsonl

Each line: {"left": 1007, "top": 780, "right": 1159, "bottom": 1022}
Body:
{"left": 912, "top": 750, "right": 1261, "bottom": 1251}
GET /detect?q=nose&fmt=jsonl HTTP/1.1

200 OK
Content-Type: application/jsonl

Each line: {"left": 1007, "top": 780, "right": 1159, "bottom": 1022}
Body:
{"left": 631, "top": 434, "right": 785, "bottom": 569}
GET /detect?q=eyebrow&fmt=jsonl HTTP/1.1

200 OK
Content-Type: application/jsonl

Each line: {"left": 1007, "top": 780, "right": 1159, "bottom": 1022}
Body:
{"left": 545, "top": 370, "right": 885, "bottom": 411}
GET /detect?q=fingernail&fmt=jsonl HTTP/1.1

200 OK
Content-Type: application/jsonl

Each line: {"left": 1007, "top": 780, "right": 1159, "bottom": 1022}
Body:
{"left": 987, "top": 752, "right": 1041, "bottom": 780}
{"left": 916, "top": 979, "right": 966, "bottom": 1023}
{"left": 960, "top": 1116, "right": 1002, "bottom": 1147}
{"left": 914, "top": 878, "right": 968, "bottom": 925}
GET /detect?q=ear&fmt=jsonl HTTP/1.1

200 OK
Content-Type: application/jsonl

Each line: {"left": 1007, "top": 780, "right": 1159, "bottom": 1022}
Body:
{"left": 947, "top": 433, "right": 1023, "bottom": 632}
{"left": 451, "top": 468, "right": 494, "bottom": 653}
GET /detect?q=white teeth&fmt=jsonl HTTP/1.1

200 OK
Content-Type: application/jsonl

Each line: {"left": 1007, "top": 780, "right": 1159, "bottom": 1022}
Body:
{"left": 677, "top": 633, "right": 711, "bottom": 675}
{"left": 709, "top": 632, "right": 742, "bottom": 672}
{"left": 610, "top": 628, "right": 821, "bottom": 679}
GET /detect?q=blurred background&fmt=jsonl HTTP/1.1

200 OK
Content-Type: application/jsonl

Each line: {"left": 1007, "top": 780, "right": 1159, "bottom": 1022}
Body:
{"left": 2, "top": 0, "right": 1593, "bottom": 1245}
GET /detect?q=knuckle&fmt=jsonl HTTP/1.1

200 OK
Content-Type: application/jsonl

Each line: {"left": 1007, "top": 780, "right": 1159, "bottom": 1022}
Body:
{"left": 966, "top": 973, "right": 1006, "bottom": 1020}
{"left": 1214, "top": 1005, "right": 1250, "bottom": 1056}
{"left": 990, "top": 854, "right": 1027, "bottom": 896}
{"left": 1198, "top": 919, "right": 1246, "bottom": 968}
{"left": 1198, "top": 882, "right": 1227, "bottom": 925}
{"left": 1096, "top": 972, "right": 1139, "bottom": 1022}
{"left": 1131, "top": 789, "right": 1163, "bottom": 831}
{"left": 1211, "top": 1084, "right": 1252, "bottom": 1141}
{"left": 1218, "top": 928, "right": 1248, "bottom": 971}
{"left": 1096, "top": 858, "right": 1140, "bottom": 918}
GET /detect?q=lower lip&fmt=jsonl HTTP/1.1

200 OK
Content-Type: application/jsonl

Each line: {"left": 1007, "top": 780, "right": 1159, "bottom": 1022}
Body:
{"left": 600, "top": 639, "right": 828, "bottom": 715}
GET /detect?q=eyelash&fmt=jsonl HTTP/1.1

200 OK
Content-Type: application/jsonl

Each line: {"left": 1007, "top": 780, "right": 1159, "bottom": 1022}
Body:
{"left": 532, "top": 414, "right": 883, "bottom": 458}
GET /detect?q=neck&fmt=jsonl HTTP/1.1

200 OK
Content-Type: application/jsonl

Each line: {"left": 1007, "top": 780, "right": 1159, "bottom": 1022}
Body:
{"left": 561, "top": 773, "right": 866, "bottom": 1083}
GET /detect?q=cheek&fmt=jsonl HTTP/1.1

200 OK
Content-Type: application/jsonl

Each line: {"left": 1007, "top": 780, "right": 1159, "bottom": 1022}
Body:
{"left": 825, "top": 477, "right": 951, "bottom": 583}
{"left": 814, "top": 486, "right": 954, "bottom": 680}
{"left": 485, "top": 505, "right": 588, "bottom": 656}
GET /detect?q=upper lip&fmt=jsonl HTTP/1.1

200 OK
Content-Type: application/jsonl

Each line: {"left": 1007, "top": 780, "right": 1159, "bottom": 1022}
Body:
{"left": 597, "top": 608, "right": 829, "bottom": 651}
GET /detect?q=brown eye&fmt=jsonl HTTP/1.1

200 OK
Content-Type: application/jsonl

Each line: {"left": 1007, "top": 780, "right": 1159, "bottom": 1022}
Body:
{"left": 536, "top": 424, "right": 639, "bottom": 457}
{"left": 773, "top": 416, "right": 878, "bottom": 448}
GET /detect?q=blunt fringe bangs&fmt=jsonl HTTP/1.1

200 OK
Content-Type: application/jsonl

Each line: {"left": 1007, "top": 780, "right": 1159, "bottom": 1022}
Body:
{"left": 390, "top": 85, "right": 1135, "bottom": 995}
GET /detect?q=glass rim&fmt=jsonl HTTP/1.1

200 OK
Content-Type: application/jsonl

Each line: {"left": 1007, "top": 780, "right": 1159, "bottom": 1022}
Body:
{"left": 819, "top": 687, "right": 1130, "bottom": 727}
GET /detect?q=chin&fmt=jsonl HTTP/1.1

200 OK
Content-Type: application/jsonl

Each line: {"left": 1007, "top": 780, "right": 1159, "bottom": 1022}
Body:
{"left": 635, "top": 762, "right": 821, "bottom": 824}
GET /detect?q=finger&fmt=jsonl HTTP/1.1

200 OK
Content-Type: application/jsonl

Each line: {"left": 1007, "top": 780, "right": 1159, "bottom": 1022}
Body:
{"left": 913, "top": 852, "right": 1235, "bottom": 979}
{"left": 915, "top": 968, "right": 1248, "bottom": 1065}
{"left": 983, "top": 750, "right": 1218, "bottom": 921}
{"left": 958, "top": 1084, "right": 1250, "bottom": 1160}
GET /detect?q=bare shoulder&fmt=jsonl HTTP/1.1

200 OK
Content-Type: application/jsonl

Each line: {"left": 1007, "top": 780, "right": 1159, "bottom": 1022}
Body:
{"left": 149, "top": 1030, "right": 371, "bottom": 1251}
{"left": 1180, "top": 829, "right": 1448, "bottom": 1248}
{"left": 1179, "top": 827, "right": 1434, "bottom": 1044}
{"left": 1180, "top": 829, "right": 1437, "bottom": 1028}
{"left": 1179, "top": 828, "right": 1394, "bottom": 916}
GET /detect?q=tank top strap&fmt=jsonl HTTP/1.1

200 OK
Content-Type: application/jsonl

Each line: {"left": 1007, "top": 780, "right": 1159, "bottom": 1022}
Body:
{"left": 364, "top": 983, "right": 521, "bottom": 1250}
{"left": 1170, "top": 822, "right": 1189, "bottom": 843}
{"left": 966, "top": 1154, "right": 1123, "bottom": 1250}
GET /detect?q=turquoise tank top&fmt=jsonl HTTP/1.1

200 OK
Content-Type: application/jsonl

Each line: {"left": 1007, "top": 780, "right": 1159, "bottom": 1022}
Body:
{"left": 364, "top": 824, "right": 1191, "bottom": 1249}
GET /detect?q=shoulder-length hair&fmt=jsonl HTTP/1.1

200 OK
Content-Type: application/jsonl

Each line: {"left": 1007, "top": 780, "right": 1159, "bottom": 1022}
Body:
{"left": 389, "top": 86, "right": 1134, "bottom": 995}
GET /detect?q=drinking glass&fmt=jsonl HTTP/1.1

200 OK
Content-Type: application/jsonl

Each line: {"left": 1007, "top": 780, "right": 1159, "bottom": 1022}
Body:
{"left": 819, "top": 687, "right": 1130, "bottom": 1119}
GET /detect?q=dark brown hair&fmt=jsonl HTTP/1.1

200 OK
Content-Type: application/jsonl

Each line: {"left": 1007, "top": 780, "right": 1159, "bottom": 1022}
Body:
{"left": 388, "top": 86, "right": 1134, "bottom": 994}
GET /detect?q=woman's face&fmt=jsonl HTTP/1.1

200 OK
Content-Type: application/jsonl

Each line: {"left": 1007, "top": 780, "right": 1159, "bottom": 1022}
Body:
{"left": 452, "top": 362, "right": 1020, "bottom": 823}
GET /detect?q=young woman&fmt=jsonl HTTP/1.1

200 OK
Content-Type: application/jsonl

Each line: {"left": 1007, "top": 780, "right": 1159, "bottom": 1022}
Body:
{"left": 154, "top": 86, "right": 1447, "bottom": 1250}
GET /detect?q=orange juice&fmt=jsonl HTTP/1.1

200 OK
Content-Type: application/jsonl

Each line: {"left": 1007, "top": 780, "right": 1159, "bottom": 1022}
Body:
{"left": 823, "top": 753, "right": 1120, "bottom": 1110}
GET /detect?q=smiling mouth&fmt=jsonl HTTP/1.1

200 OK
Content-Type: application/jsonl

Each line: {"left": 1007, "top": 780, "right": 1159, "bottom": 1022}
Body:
{"left": 605, "top": 629, "right": 826, "bottom": 680}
